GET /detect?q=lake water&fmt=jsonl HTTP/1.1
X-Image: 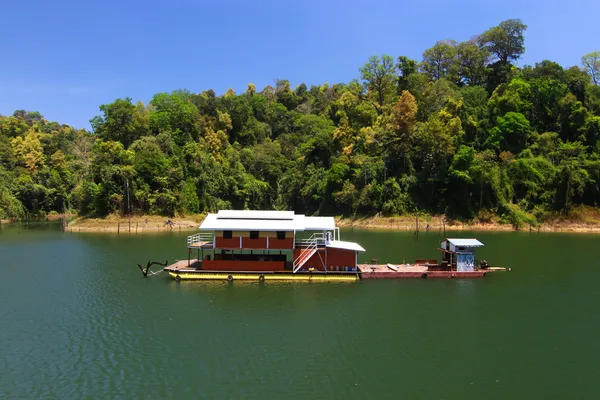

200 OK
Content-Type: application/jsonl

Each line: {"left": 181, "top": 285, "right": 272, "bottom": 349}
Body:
{"left": 1, "top": 223, "right": 599, "bottom": 399}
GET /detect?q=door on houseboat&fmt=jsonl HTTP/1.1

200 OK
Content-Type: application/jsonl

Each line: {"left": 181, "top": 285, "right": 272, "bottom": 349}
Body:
{"left": 456, "top": 253, "right": 475, "bottom": 272}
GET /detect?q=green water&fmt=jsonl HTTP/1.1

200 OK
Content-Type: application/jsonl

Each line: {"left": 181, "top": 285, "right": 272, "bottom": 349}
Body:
{"left": 1, "top": 224, "right": 599, "bottom": 399}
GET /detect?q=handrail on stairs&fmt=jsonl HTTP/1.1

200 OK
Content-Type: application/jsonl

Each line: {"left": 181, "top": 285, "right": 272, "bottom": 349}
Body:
{"left": 293, "top": 234, "right": 320, "bottom": 273}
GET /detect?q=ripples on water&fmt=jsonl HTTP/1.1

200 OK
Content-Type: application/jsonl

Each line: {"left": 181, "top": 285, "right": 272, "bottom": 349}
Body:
{"left": 1, "top": 227, "right": 600, "bottom": 399}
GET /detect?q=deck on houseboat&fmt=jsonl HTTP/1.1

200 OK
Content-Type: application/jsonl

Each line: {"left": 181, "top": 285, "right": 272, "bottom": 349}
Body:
{"left": 163, "top": 259, "right": 359, "bottom": 282}
{"left": 357, "top": 264, "right": 491, "bottom": 279}
{"left": 164, "top": 260, "right": 505, "bottom": 280}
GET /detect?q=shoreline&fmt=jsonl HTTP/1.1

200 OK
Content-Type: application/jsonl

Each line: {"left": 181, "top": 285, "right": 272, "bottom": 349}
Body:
{"left": 64, "top": 215, "right": 204, "bottom": 233}
{"left": 335, "top": 215, "right": 600, "bottom": 233}
{"left": 6, "top": 212, "right": 600, "bottom": 234}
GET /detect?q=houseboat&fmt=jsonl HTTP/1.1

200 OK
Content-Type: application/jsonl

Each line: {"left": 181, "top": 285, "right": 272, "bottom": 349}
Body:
{"left": 164, "top": 210, "right": 365, "bottom": 281}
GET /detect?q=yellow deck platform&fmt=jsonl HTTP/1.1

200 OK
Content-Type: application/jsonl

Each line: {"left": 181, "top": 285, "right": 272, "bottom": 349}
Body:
{"left": 167, "top": 271, "right": 358, "bottom": 282}
{"left": 164, "top": 259, "right": 358, "bottom": 282}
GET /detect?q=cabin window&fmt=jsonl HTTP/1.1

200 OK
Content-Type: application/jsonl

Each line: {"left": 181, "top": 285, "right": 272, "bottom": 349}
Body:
{"left": 276, "top": 231, "right": 285, "bottom": 240}
{"left": 250, "top": 231, "right": 259, "bottom": 239}
{"left": 223, "top": 230, "right": 233, "bottom": 239}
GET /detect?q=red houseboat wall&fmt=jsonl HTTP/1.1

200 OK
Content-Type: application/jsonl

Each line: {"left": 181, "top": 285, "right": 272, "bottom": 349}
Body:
{"left": 293, "top": 247, "right": 358, "bottom": 271}
{"left": 266, "top": 238, "right": 294, "bottom": 249}
{"left": 215, "top": 236, "right": 241, "bottom": 248}
{"left": 241, "top": 237, "right": 268, "bottom": 249}
{"left": 326, "top": 247, "right": 357, "bottom": 270}
{"left": 214, "top": 231, "right": 294, "bottom": 250}
{"left": 294, "top": 249, "right": 326, "bottom": 271}
{"left": 203, "top": 260, "right": 285, "bottom": 271}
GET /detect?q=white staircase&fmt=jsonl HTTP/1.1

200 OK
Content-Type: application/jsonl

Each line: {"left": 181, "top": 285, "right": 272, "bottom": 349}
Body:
{"left": 293, "top": 234, "right": 322, "bottom": 273}
{"left": 293, "top": 247, "right": 318, "bottom": 273}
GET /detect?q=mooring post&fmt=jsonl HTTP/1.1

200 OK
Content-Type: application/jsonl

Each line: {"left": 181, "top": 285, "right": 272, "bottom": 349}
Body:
{"left": 117, "top": 222, "right": 120, "bottom": 234}
{"left": 415, "top": 214, "right": 419, "bottom": 237}
{"left": 136, "top": 222, "right": 138, "bottom": 234}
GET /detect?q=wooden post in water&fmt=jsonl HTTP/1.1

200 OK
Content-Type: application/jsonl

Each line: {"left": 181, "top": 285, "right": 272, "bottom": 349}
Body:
{"left": 117, "top": 222, "right": 120, "bottom": 234}
{"left": 415, "top": 214, "right": 419, "bottom": 237}
{"left": 136, "top": 222, "right": 138, "bottom": 234}
{"left": 129, "top": 219, "right": 131, "bottom": 233}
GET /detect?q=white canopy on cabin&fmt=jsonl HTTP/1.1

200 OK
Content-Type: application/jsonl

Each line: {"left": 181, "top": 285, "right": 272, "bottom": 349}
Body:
{"left": 446, "top": 238, "right": 484, "bottom": 247}
{"left": 441, "top": 238, "right": 484, "bottom": 254}
{"left": 199, "top": 210, "right": 336, "bottom": 232}
{"left": 326, "top": 240, "right": 366, "bottom": 252}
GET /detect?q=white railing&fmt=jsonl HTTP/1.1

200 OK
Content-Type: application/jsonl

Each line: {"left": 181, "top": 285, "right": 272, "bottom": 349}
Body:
{"left": 293, "top": 232, "right": 330, "bottom": 273}
{"left": 293, "top": 236, "right": 318, "bottom": 273}
{"left": 187, "top": 232, "right": 214, "bottom": 247}
{"left": 295, "top": 232, "right": 326, "bottom": 247}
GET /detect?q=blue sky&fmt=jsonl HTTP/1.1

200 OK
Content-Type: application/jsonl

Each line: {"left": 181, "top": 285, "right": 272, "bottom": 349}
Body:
{"left": 1, "top": 0, "right": 598, "bottom": 129}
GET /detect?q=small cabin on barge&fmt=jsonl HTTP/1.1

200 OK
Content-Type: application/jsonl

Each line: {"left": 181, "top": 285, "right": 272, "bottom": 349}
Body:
{"left": 438, "top": 238, "right": 484, "bottom": 272}
{"left": 184, "top": 210, "right": 365, "bottom": 274}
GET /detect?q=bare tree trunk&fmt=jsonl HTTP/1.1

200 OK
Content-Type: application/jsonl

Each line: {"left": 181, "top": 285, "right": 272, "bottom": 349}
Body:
{"left": 480, "top": 180, "right": 484, "bottom": 210}
{"left": 415, "top": 214, "right": 419, "bottom": 237}
{"left": 564, "top": 177, "right": 570, "bottom": 214}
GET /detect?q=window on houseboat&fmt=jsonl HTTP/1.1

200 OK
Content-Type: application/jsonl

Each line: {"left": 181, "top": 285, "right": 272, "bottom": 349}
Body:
{"left": 223, "top": 230, "right": 233, "bottom": 239}
{"left": 276, "top": 231, "right": 285, "bottom": 240}
{"left": 250, "top": 231, "right": 259, "bottom": 239}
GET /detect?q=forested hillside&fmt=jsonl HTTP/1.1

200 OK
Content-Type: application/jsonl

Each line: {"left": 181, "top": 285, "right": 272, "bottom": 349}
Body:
{"left": 1, "top": 19, "right": 600, "bottom": 226}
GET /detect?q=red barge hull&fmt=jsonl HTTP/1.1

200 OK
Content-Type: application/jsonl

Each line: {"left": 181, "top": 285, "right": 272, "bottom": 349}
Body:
{"left": 357, "top": 264, "right": 495, "bottom": 279}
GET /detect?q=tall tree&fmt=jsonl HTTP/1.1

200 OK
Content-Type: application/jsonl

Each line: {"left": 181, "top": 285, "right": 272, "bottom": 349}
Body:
{"left": 11, "top": 130, "right": 45, "bottom": 173}
{"left": 553, "top": 141, "right": 589, "bottom": 213}
{"left": 90, "top": 98, "right": 136, "bottom": 147}
{"left": 486, "top": 112, "right": 532, "bottom": 154}
{"left": 359, "top": 55, "right": 397, "bottom": 112}
{"left": 396, "top": 56, "right": 418, "bottom": 93}
{"left": 385, "top": 90, "right": 418, "bottom": 173}
{"left": 478, "top": 19, "right": 527, "bottom": 66}
{"left": 149, "top": 91, "right": 200, "bottom": 145}
{"left": 456, "top": 41, "right": 490, "bottom": 86}
{"left": 421, "top": 40, "right": 458, "bottom": 82}
{"left": 581, "top": 51, "right": 600, "bottom": 85}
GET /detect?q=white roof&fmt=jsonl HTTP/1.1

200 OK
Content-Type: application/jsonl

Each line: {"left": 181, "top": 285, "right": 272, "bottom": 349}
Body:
{"left": 199, "top": 210, "right": 337, "bottom": 232}
{"left": 216, "top": 210, "right": 294, "bottom": 220}
{"left": 445, "top": 238, "right": 484, "bottom": 247}
{"left": 200, "top": 213, "right": 302, "bottom": 231}
{"left": 326, "top": 240, "right": 365, "bottom": 252}
{"left": 300, "top": 216, "right": 336, "bottom": 230}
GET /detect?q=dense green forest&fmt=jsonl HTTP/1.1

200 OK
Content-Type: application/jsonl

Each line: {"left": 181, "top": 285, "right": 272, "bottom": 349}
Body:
{"left": 1, "top": 19, "right": 600, "bottom": 226}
